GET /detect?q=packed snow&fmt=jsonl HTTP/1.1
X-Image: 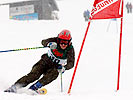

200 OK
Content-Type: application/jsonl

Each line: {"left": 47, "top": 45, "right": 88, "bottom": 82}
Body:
{"left": 0, "top": 0, "right": 133, "bottom": 100}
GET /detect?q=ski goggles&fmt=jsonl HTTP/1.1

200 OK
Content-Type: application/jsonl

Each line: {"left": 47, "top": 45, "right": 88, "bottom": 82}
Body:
{"left": 59, "top": 40, "right": 69, "bottom": 45}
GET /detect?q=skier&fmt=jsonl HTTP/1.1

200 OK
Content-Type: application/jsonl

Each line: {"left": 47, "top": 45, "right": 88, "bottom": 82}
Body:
{"left": 126, "top": 2, "right": 130, "bottom": 13}
{"left": 129, "top": 2, "right": 132, "bottom": 13}
{"left": 4, "top": 29, "right": 75, "bottom": 93}
{"left": 83, "top": 10, "right": 90, "bottom": 21}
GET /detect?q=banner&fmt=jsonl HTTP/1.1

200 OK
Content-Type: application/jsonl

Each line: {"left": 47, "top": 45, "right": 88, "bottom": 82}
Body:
{"left": 91, "top": 0, "right": 122, "bottom": 19}
{"left": 10, "top": 13, "right": 38, "bottom": 20}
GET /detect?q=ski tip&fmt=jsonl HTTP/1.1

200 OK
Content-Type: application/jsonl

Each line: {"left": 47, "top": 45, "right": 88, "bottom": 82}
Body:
{"left": 37, "top": 88, "right": 47, "bottom": 95}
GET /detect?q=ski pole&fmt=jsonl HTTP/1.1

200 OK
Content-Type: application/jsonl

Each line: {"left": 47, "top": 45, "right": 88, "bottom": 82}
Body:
{"left": 60, "top": 72, "right": 63, "bottom": 92}
{"left": 0, "top": 47, "right": 45, "bottom": 53}
{"left": 58, "top": 64, "right": 66, "bottom": 92}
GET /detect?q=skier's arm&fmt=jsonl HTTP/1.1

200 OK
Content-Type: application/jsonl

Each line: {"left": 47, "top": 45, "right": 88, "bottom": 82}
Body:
{"left": 41, "top": 37, "right": 57, "bottom": 47}
{"left": 64, "top": 48, "right": 75, "bottom": 70}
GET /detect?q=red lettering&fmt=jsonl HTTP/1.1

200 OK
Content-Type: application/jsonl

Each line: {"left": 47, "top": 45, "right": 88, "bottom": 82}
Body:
{"left": 91, "top": 0, "right": 114, "bottom": 16}
{"left": 53, "top": 49, "right": 63, "bottom": 57}
{"left": 100, "top": 3, "right": 105, "bottom": 7}
{"left": 108, "top": 0, "right": 113, "bottom": 3}
{"left": 104, "top": 1, "right": 109, "bottom": 5}
{"left": 97, "top": 4, "right": 101, "bottom": 10}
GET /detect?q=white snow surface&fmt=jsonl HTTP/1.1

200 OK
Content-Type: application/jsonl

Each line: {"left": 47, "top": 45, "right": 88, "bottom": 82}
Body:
{"left": 0, "top": 0, "right": 133, "bottom": 100}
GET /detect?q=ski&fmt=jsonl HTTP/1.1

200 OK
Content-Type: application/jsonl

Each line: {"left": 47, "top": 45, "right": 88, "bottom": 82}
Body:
{"left": 4, "top": 87, "right": 47, "bottom": 95}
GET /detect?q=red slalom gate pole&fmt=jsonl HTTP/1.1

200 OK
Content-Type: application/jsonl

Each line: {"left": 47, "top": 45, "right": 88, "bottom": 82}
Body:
{"left": 68, "top": 20, "right": 91, "bottom": 94}
{"left": 117, "top": 17, "right": 123, "bottom": 91}
{"left": 117, "top": 0, "right": 123, "bottom": 91}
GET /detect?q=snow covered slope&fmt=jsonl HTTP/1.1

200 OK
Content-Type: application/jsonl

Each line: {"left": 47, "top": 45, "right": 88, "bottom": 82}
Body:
{"left": 0, "top": 0, "right": 133, "bottom": 100}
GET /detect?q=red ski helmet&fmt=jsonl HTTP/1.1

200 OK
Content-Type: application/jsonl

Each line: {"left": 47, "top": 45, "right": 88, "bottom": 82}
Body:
{"left": 58, "top": 30, "right": 72, "bottom": 41}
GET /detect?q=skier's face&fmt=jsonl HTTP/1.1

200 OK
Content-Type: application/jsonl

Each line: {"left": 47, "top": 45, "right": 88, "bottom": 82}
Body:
{"left": 59, "top": 40, "right": 68, "bottom": 49}
{"left": 60, "top": 43, "right": 68, "bottom": 49}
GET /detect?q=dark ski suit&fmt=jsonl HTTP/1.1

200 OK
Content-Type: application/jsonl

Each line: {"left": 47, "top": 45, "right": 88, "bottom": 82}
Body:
{"left": 14, "top": 37, "right": 75, "bottom": 87}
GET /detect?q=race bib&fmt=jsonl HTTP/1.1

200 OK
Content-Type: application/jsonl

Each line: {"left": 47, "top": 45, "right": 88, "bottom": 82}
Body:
{"left": 47, "top": 49, "right": 67, "bottom": 65}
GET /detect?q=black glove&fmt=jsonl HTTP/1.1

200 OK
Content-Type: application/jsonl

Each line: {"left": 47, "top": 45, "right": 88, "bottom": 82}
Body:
{"left": 57, "top": 65, "right": 66, "bottom": 74}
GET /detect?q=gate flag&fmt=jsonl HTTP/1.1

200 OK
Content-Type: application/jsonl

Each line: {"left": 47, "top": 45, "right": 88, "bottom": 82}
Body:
{"left": 91, "top": 0, "right": 122, "bottom": 19}
{"left": 68, "top": 0, "right": 123, "bottom": 94}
